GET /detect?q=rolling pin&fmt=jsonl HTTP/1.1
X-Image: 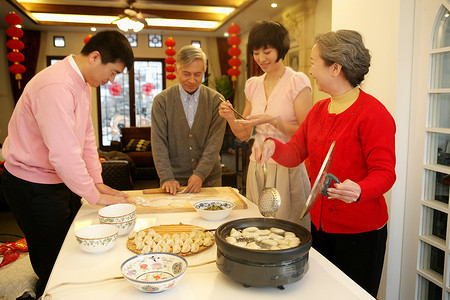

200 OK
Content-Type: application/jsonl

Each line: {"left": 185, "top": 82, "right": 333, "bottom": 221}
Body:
{"left": 143, "top": 187, "right": 187, "bottom": 194}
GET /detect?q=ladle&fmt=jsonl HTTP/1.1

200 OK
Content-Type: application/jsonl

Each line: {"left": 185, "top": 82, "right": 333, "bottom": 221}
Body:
{"left": 258, "top": 163, "right": 281, "bottom": 218}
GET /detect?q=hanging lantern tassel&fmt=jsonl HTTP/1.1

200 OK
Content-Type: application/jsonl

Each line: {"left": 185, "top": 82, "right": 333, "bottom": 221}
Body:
{"left": 227, "top": 23, "right": 242, "bottom": 87}
{"left": 5, "top": 12, "right": 26, "bottom": 89}
{"left": 165, "top": 37, "right": 176, "bottom": 81}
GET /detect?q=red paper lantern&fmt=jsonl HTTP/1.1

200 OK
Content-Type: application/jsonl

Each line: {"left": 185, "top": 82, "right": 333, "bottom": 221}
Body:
{"left": 228, "top": 36, "right": 241, "bottom": 46}
{"left": 228, "top": 58, "right": 242, "bottom": 67}
{"left": 227, "top": 23, "right": 241, "bottom": 35}
{"left": 84, "top": 35, "right": 92, "bottom": 44}
{"left": 5, "top": 12, "right": 22, "bottom": 26}
{"left": 165, "top": 57, "right": 176, "bottom": 65}
{"left": 6, "top": 11, "right": 26, "bottom": 89}
{"left": 6, "top": 27, "right": 23, "bottom": 38}
{"left": 9, "top": 63, "right": 26, "bottom": 74}
{"left": 7, "top": 39, "right": 24, "bottom": 50}
{"left": 227, "top": 23, "right": 242, "bottom": 87}
{"left": 7, "top": 51, "right": 25, "bottom": 63}
{"left": 142, "top": 83, "right": 155, "bottom": 97}
{"left": 228, "top": 47, "right": 241, "bottom": 57}
{"left": 108, "top": 82, "right": 123, "bottom": 96}
{"left": 165, "top": 37, "right": 177, "bottom": 81}
{"left": 165, "top": 37, "right": 176, "bottom": 47}
{"left": 165, "top": 65, "right": 175, "bottom": 73}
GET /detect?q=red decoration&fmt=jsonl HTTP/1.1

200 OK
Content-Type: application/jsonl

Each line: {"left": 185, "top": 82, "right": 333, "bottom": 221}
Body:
{"left": 84, "top": 34, "right": 92, "bottom": 44}
{"left": 165, "top": 37, "right": 176, "bottom": 81}
{"left": 108, "top": 82, "right": 123, "bottom": 96}
{"left": 6, "top": 26, "right": 24, "bottom": 38}
{"left": 5, "top": 12, "right": 22, "bottom": 25}
{"left": 7, "top": 39, "right": 24, "bottom": 50}
{"left": 5, "top": 12, "right": 26, "bottom": 89}
{"left": 166, "top": 73, "right": 176, "bottom": 80}
{"left": 142, "top": 82, "right": 156, "bottom": 96}
{"left": 227, "top": 23, "right": 241, "bottom": 87}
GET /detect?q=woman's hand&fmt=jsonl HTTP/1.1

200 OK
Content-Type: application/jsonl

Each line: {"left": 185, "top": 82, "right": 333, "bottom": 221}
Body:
{"left": 326, "top": 179, "right": 361, "bottom": 203}
{"left": 219, "top": 100, "right": 236, "bottom": 120}
{"left": 254, "top": 139, "right": 276, "bottom": 165}
{"left": 235, "top": 114, "right": 274, "bottom": 127}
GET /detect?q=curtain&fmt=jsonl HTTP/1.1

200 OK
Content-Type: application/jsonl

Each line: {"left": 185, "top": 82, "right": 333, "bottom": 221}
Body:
{"left": 7, "top": 30, "right": 41, "bottom": 103}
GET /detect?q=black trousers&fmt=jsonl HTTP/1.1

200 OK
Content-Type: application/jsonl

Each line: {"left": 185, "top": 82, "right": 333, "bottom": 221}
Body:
{"left": 1, "top": 168, "right": 81, "bottom": 298}
{"left": 311, "top": 223, "right": 387, "bottom": 298}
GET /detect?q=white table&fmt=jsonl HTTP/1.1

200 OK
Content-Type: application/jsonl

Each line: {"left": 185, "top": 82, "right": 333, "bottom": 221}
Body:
{"left": 43, "top": 192, "right": 375, "bottom": 300}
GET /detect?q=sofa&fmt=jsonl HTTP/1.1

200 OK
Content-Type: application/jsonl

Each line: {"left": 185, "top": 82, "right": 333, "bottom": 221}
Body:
{"left": 118, "top": 127, "right": 157, "bottom": 180}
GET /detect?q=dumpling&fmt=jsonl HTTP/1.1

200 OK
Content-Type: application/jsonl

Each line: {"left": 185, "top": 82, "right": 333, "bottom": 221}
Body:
{"left": 128, "top": 230, "right": 137, "bottom": 239}
{"left": 191, "top": 243, "right": 200, "bottom": 253}
{"left": 135, "top": 240, "right": 145, "bottom": 250}
{"left": 161, "top": 244, "right": 171, "bottom": 253}
{"left": 153, "top": 233, "right": 162, "bottom": 243}
{"left": 225, "top": 236, "right": 237, "bottom": 244}
{"left": 172, "top": 244, "right": 181, "bottom": 254}
{"left": 230, "top": 228, "right": 241, "bottom": 238}
{"left": 270, "top": 227, "right": 285, "bottom": 235}
{"left": 172, "top": 233, "right": 180, "bottom": 240}
{"left": 152, "top": 244, "right": 162, "bottom": 252}
{"left": 180, "top": 232, "right": 189, "bottom": 241}
{"left": 142, "top": 245, "right": 151, "bottom": 253}
{"left": 138, "top": 230, "right": 146, "bottom": 238}
{"left": 181, "top": 243, "right": 191, "bottom": 253}
{"left": 203, "top": 237, "right": 214, "bottom": 247}
{"left": 284, "top": 232, "right": 296, "bottom": 238}
{"left": 246, "top": 242, "right": 260, "bottom": 250}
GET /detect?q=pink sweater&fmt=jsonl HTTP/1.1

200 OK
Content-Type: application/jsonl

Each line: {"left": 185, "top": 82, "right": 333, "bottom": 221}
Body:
{"left": 2, "top": 56, "right": 102, "bottom": 204}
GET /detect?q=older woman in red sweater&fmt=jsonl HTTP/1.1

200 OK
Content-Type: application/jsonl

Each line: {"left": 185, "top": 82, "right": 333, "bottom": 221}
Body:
{"left": 255, "top": 30, "right": 396, "bottom": 298}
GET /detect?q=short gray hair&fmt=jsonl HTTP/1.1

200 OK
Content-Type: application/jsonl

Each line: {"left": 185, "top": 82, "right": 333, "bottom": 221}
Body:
{"left": 176, "top": 45, "right": 207, "bottom": 71}
{"left": 315, "top": 30, "right": 371, "bottom": 87}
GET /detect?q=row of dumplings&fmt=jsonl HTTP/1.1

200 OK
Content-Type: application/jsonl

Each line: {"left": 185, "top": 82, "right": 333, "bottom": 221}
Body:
{"left": 225, "top": 226, "right": 301, "bottom": 250}
{"left": 128, "top": 228, "right": 214, "bottom": 254}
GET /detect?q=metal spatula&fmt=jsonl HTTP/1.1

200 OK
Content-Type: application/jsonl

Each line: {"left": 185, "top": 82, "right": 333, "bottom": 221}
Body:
{"left": 258, "top": 163, "right": 281, "bottom": 218}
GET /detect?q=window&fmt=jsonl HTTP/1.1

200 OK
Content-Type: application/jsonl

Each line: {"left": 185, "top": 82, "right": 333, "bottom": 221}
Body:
{"left": 125, "top": 33, "right": 138, "bottom": 47}
{"left": 191, "top": 40, "right": 201, "bottom": 48}
{"left": 148, "top": 34, "right": 162, "bottom": 48}
{"left": 53, "top": 36, "right": 65, "bottom": 47}
{"left": 98, "top": 59, "right": 165, "bottom": 148}
{"left": 46, "top": 56, "right": 65, "bottom": 66}
{"left": 416, "top": 3, "right": 450, "bottom": 299}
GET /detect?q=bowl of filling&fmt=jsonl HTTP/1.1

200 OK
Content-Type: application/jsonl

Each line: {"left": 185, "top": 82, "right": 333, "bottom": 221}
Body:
{"left": 121, "top": 253, "right": 188, "bottom": 293}
{"left": 193, "top": 200, "right": 235, "bottom": 221}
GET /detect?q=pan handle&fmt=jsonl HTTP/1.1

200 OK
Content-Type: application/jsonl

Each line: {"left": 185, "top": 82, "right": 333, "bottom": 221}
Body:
{"left": 320, "top": 173, "right": 341, "bottom": 197}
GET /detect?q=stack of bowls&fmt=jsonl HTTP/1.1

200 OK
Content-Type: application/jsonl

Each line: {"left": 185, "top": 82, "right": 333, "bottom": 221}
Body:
{"left": 98, "top": 203, "right": 136, "bottom": 236}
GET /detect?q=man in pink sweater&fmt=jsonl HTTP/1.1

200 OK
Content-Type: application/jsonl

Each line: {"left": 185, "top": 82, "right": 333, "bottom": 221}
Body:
{"left": 1, "top": 30, "right": 134, "bottom": 298}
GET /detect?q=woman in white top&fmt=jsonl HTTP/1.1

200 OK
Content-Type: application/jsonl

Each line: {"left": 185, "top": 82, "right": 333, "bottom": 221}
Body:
{"left": 219, "top": 21, "right": 312, "bottom": 227}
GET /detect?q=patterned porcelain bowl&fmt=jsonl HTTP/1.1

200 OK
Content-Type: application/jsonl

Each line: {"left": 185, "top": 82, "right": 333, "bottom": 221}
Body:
{"left": 193, "top": 200, "right": 235, "bottom": 221}
{"left": 75, "top": 224, "right": 118, "bottom": 253}
{"left": 121, "top": 253, "right": 188, "bottom": 293}
{"left": 98, "top": 203, "right": 136, "bottom": 235}
{"left": 98, "top": 203, "right": 136, "bottom": 223}
{"left": 100, "top": 217, "right": 136, "bottom": 236}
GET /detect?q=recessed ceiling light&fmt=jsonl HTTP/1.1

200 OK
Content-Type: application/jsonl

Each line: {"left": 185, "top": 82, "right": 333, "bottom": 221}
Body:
{"left": 91, "top": 27, "right": 97, "bottom": 31}
{"left": 224, "top": 32, "right": 229, "bottom": 37}
{"left": 271, "top": 3, "right": 278, "bottom": 8}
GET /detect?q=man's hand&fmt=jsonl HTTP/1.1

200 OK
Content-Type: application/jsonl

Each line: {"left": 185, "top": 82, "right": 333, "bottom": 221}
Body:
{"left": 161, "top": 180, "right": 181, "bottom": 195}
{"left": 185, "top": 174, "right": 203, "bottom": 193}
{"left": 95, "top": 183, "right": 129, "bottom": 205}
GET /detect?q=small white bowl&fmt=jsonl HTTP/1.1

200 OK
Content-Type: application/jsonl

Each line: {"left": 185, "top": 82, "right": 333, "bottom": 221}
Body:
{"left": 98, "top": 203, "right": 136, "bottom": 235}
{"left": 193, "top": 200, "right": 235, "bottom": 221}
{"left": 75, "top": 224, "right": 118, "bottom": 253}
{"left": 121, "top": 253, "right": 188, "bottom": 293}
{"left": 98, "top": 203, "right": 136, "bottom": 223}
{"left": 100, "top": 218, "right": 136, "bottom": 236}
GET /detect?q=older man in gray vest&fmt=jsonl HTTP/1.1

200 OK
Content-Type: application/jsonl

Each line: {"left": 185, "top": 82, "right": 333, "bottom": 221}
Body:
{"left": 151, "top": 45, "right": 226, "bottom": 194}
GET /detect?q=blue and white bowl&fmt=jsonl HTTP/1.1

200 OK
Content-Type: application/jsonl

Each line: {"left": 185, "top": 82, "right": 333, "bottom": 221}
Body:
{"left": 193, "top": 200, "right": 235, "bottom": 221}
{"left": 98, "top": 203, "right": 136, "bottom": 236}
{"left": 121, "top": 253, "right": 188, "bottom": 293}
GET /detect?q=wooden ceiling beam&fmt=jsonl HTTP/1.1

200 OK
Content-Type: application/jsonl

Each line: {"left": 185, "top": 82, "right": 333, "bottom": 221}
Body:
{"left": 20, "top": 3, "right": 225, "bottom": 21}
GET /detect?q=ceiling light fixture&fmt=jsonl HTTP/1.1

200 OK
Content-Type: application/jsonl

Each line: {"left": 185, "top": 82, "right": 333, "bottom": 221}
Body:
{"left": 113, "top": 8, "right": 145, "bottom": 32}
{"left": 271, "top": 3, "right": 278, "bottom": 8}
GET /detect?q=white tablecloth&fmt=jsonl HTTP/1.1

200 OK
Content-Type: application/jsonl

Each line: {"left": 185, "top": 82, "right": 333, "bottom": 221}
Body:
{"left": 43, "top": 191, "right": 375, "bottom": 300}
